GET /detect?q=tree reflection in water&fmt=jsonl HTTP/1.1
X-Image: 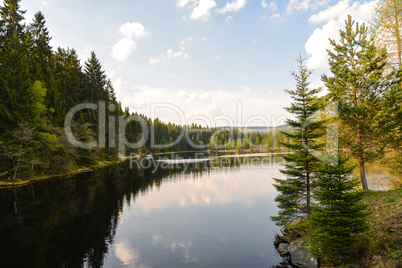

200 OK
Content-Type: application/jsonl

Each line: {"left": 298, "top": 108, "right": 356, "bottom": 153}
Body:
{"left": 0, "top": 153, "right": 289, "bottom": 267}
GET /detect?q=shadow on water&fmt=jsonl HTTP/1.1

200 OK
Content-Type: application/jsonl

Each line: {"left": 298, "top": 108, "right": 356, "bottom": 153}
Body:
{"left": 0, "top": 153, "right": 290, "bottom": 268}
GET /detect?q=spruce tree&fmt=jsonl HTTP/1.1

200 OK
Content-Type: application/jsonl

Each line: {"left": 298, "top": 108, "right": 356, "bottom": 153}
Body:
{"left": 322, "top": 15, "right": 396, "bottom": 190}
{"left": 271, "top": 55, "right": 324, "bottom": 226}
{"left": 0, "top": 0, "right": 34, "bottom": 129}
{"left": 0, "top": 0, "right": 25, "bottom": 39}
{"left": 28, "top": 12, "right": 62, "bottom": 123}
{"left": 309, "top": 154, "right": 369, "bottom": 266}
{"left": 54, "top": 47, "right": 86, "bottom": 118}
{"left": 84, "top": 51, "right": 107, "bottom": 102}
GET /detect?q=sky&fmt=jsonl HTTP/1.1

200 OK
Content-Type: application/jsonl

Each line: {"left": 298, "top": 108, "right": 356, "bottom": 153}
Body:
{"left": 20, "top": 0, "right": 375, "bottom": 127}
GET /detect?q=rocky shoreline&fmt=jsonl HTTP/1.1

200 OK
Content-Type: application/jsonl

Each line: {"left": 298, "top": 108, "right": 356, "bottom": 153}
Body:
{"left": 274, "top": 235, "right": 318, "bottom": 268}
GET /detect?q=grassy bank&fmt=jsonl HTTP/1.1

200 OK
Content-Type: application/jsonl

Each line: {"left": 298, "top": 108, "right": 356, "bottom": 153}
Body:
{"left": 0, "top": 159, "right": 124, "bottom": 188}
{"left": 280, "top": 188, "right": 402, "bottom": 267}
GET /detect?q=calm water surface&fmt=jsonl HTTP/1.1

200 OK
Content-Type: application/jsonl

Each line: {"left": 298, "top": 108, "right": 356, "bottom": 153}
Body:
{"left": 0, "top": 153, "right": 292, "bottom": 267}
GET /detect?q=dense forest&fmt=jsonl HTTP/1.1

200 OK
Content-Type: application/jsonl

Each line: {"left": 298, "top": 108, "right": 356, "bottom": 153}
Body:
{"left": 0, "top": 0, "right": 290, "bottom": 181}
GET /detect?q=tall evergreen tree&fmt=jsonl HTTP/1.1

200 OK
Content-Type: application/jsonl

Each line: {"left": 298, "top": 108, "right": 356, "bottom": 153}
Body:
{"left": 322, "top": 15, "right": 396, "bottom": 190}
{"left": 84, "top": 51, "right": 107, "bottom": 102}
{"left": 271, "top": 55, "right": 324, "bottom": 226}
{"left": 28, "top": 12, "right": 62, "bottom": 122}
{"left": 0, "top": 0, "right": 25, "bottom": 39}
{"left": 28, "top": 12, "right": 53, "bottom": 82}
{"left": 0, "top": 0, "right": 35, "bottom": 129}
{"left": 54, "top": 47, "right": 86, "bottom": 118}
{"left": 309, "top": 154, "right": 369, "bottom": 266}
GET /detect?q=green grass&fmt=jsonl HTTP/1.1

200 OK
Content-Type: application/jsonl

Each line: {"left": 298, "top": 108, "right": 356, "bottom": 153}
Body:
{"left": 280, "top": 188, "right": 402, "bottom": 267}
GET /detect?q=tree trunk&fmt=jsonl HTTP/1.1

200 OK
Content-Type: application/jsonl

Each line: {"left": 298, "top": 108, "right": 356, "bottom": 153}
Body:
{"left": 307, "top": 174, "right": 311, "bottom": 215}
{"left": 359, "top": 159, "right": 369, "bottom": 190}
{"left": 393, "top": 0, "right": 402, "bottom": 68}
{"left": 12, "top": 157, "right": 21, "bottom": 182}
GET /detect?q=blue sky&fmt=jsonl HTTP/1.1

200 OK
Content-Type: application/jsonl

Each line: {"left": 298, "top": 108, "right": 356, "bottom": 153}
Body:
{"left": 21, "top": 0, "right": 374, "bottom": 126}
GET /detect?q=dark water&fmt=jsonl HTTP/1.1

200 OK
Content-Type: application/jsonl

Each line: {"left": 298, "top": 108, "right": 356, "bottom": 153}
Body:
{"left": 0, "top": 153, "right": 292, "bottom": 268}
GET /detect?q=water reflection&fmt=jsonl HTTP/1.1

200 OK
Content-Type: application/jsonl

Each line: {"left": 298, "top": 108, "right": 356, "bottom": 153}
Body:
{"left": 0, "top": 153, "right": 287, "bottom": 267}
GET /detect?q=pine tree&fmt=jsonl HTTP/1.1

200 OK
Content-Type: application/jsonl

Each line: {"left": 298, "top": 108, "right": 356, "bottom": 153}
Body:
{"left": 323, "top": 15, "right": 396, "bottom": 190}
{"left": 372, "top": 0, "right": 402, "bottom": 70}
{"left": 309, "top": 154, "right": 369, "bottom": 266}
{"left": 271, "top": 55, "right": 324, "bottom": 226}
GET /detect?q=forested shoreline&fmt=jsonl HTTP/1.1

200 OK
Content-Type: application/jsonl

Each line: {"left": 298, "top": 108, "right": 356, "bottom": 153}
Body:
{"left": 0, "top": 0, "right": 292, "bottom": 182}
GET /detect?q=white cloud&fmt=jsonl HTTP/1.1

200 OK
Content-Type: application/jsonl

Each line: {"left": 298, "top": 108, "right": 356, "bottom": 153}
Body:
{"left": 149, "top": 37, "right": 193, "bottom": 65}
{"left": 287, "top": 0, "right": 329, "bottom": 14}
{"left": 177, "top": 0, "right": 195, "bottom": 8}
{"left": 149, "top": 49, "right": 187, "bottom": 64}
{"left": 262, "top": 1, "right": 278, "bottom": 12}
{"left": 217, "top": 0, "right": 247, "bottom": 14}
{"left": 191, "top": 0, "right": 217, "bottom": 20}
{"left": 112, "top": 79, "right": 290, "bottom": 127}
{"left": 226, "top": 15, "right": 233, "bottom": 22}
{"left": 119, "top": 22, "right": 149, "bottom": 39}
{"left": 112, "top": 22, "right": 149, "bottom": 62}
{"left": 215, "top": 55, "right": 222, "bottom": 60}
{"left": 269, "top": 2, "right": 278, "bottom": 11}
{"left": 112, "top": 38, "right": 138, "bottom": 62}
{"left": 270, "top": 13, "right": 281, "bottom": 20}
{"left": 305, "top": 0, "right": 375, "bottom": 69}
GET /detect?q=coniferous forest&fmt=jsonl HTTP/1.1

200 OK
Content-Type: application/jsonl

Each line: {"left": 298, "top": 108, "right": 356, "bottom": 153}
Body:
{"left": 0, "top": 0, "right": 290, "bottom": 181}
{"left": 0, "top": 0, "right": 401, "bottom": 266}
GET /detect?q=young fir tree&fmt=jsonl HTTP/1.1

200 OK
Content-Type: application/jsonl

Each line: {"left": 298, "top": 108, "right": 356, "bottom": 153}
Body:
{"left": 271, "top": 55, "right": 324, "bottom": 226}
{"left": 322, "top": 15, "right": 396, "bottom": 190}
{"left": 309, "top": 154, "right": 369, "bottom": 266}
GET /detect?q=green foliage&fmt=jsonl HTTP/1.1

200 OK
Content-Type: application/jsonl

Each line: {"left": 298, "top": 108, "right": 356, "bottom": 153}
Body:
{"left": 372, "top": 0, "right": 402, "bottom": 70}
{"left": 322, "top": 15, "right": 400, "bottom": 190}
{"left": 309, "top": 154, "right": 370, "bottom": 266}
{"left": 84, "top": 51, "right": 107, "bottom": 102}
{"left": 391, "top": 250, "right": 402, "bottom": 259}
{"left": 30, "top": 80, "right": 47, "bottom": 118}
{"left": 271, "top": 55, "right": 324, "bottom": 226}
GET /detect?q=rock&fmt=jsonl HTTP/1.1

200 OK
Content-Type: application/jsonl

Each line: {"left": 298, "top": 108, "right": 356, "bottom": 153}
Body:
{"left": 278, "top": 243, "right": 289, "bottom": 255}
{"left": 288, "top": 241, "right": 318, "bottom": 268}
{"left": 371, "top": 255, "right": 385, "bottom": 267}
{"left": 274, "top": 234, "right": 288, "bottom": 248}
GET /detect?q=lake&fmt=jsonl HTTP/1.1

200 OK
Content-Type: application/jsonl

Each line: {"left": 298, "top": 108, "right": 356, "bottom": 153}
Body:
{"left": 0, "top": 153, "right": 292, "bottom": 268}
